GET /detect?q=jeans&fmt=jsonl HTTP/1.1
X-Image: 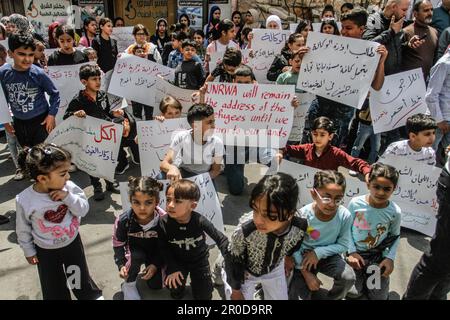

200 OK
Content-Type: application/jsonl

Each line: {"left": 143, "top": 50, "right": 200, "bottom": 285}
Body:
{"left": 403, "top": 169, "right": 450, "bottom": 300}
{"left": 351, "top": 122, "right": 381, "bottom": 164}
{"left": 5, "top": 129, "right": 20, "bottom": 169}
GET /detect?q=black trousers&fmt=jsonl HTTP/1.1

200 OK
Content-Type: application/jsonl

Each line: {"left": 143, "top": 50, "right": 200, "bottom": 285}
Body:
{"left": 127, "top": 246, "right": 163, "bottom": 289}
{"left": 403, "top": 169, "right": 450, "bottom": 300}
{"left": 35, "top": 234, "right": 102, "bottom": 300}
{"left": 13, "top": 113, "right": 49, "bottom": 148}
{"left": 169, "top": 258, "right": 213, "bottom": 300}
{"left": 131, "top": 101, "right": 153, "bottom": 121}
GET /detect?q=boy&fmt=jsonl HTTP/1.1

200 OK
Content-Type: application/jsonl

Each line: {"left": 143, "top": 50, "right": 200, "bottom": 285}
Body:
{"left": 0, "top": 32, "right": 60, "bottom": 148}
{"left": 381, "top": 113, "right": 437, "bottom": 166}
{"left": 160, "top": 103, "right": 223, "bottom": 180}
{"left": 224, "top": 173, "right": 308, "bottom": 300}
{"left": 276, "top": 50, "right": 306, "bottom": 88}
{"left": 173, "top": 40, "right": 204, "bottom": 90}
{"left": 64, "top": 64, "right": 137, "bottom": 200}
{"left": 280, "top": 117, "right": 372, "bottom": 181}
{"left": 167, "top": 32, "right": 203, "bottom": 74}
{"left": 159, "top": 179, "right": 229, "bottom": 300}
{"left": 205, "top": 47, "right": 242, "bottom": 83}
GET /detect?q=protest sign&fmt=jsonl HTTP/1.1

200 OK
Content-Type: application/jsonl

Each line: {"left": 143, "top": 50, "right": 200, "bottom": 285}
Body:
{"left": 111, "top": 27, "right": 135, "bottom": 53}
{"left": 137, "top": 118, "right": 191, "bottom": 177}
{"left": 47, "top": 62, "right": 92, "bottom": 124}
{"left": 101, "top": 70, "right": 125, "bottom": 111}
{"left": 297, "top": 32, "right": 380, "bottom": 109}
{"left": 46, "top": 116, "right": 123, "bottom": 181}
{"left": 204, "top": 83, "right": 295, "bottom": 148}
{"left": 248, "top": 29, "right": 291, "bottom": 84}
{"left": 108, "top": 54, "right": 175, "bottom": 105}
{"left": 153, "top": 77, "right": 196, "bottom": 116}
{"left": 289, "top": 92, "right": 316, "bottom": 142}
{"left": 279, "top": 158, "right": 438, "bottom": 236}
{"left": 0, "top": 86, "right": 12, "bottom": 124}
{"left": 120, "top": 173, "right": 224, "bottom": 244}
{"left": 370, "top": 68, "right": 427, "bottom": 134}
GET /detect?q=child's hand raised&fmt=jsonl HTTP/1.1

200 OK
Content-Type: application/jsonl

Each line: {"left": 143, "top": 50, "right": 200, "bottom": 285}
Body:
{"left": 49, "top": 190, "right": 68, "bottom": 202}
{"left": 347, "top": 253, "right": 365, "bottom": 270}
{"left": 74, "top": 110, "right": 86, "bottom": 118}
{"left": 26, "top": 255, "right": 39, "bottom": 265}
{"left": 119, "top": 266, "right": 128, "bottom": 280}
{"left": 165, "top": 271, "right": 184, "bottom": 289}
{"left": 140, "top": 264, "right": 157, "bottom": 280}
{"left": 302, "top": 250, "right": 319, "bottom": 271}
{"left": 379, "top": 258, "right": 394, "bottom": 277}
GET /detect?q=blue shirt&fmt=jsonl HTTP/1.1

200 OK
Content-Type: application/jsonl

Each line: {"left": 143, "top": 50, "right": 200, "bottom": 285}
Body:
{"left": 347, "top": 195, "right": 401, "bottom": 261}
{"left": 0, "top": 64, "right": 60, "bottom": 120}
{"left": 293, "top": 203, "right": 352, "bottom": 269}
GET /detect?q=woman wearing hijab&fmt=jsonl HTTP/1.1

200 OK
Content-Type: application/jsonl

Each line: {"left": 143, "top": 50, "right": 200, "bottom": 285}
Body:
{"left": 243, "top": 9, "right": 261, "bottom": 29}
{"left": 203, "top": 6, "right": 221, "bottom": 42}
{"left": 265, "top": 15, "right": 282, "bottom": 30}
{"left": 7, "top": 14, "right": 34, "bottom": 34}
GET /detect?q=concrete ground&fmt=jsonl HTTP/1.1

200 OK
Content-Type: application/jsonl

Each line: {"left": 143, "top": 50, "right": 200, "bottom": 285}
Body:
{"left": 0, "top": 134, "right": 440, "bottom": 300}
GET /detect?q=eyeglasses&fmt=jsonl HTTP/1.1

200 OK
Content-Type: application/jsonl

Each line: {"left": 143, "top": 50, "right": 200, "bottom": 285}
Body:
{"left": 314, "top": 188, "right": 344, "bottom": 206}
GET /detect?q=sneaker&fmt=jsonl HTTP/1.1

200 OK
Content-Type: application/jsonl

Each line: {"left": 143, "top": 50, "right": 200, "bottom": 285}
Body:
{"left": 106, "top": 182, "right": 120, "bottom": 194}
{"left": 93, "top": 185, "right": 105, "bottom": 201}
{"left": 68, "top": 164, "right": 77, "bottom": 173}
{"left": 0, "top": 215, "right": 10, "bottom": 225}
{"left": 13, "top": 169, "right": 25, "bottom": 181}
{"left": 115, "top": 162, "right": 130, "bottom": 175}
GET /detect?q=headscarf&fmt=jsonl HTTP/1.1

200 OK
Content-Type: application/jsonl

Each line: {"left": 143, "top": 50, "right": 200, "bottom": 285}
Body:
{"left": 265, "top": 15, "right": 282, "bottom": 30}
{"left": 205, "top": 6, "right": 221, "bottom": 38}
{"left": 8, "top": 14, "right": 34, "bottom": 34}
{"left": 244, "top": 9, "right": 261, "bottom": 29}
{"left": 48, "top": 21, "right": 60, "bottom": 48}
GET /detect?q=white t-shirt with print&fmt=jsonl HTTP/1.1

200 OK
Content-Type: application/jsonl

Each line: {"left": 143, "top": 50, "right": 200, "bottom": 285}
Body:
{"left": 382, "top": 139, "right": 436, "bottom": 166}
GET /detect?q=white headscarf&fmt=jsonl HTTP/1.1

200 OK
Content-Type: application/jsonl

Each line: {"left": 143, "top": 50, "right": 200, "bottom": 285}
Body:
{"left": 265, "top": 15, "right": 282, "bottom": 30}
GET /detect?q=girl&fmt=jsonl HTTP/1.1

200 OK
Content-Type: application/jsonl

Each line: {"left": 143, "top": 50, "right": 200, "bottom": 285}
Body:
{"left": 92, "top": 18, "right": 118, "bottom": 72}
{"left": 0, "top": 23, "right": 6, "bottom": 40}
{"left": 33, "top": 36, "right": 47, "bottom": 68}
{"left": 265, "top": 15, "right": 282, "bottom": 30}
{"left": 321, "top": 4, "right": 336, "bottom": 20}
{"left": 289, "top": 170, "right": 355, "bottom": 300}
{"left": 48, "top": 25, "right": 89, "bottom": 66}
{"left": 79, "top": 17, "right": 97, "bottom": 48}
{"left": 179, "top": 14, "right": 194, "bottom": 38}
{"left": 267, "top": 33, "right": 305, "bottom": 82}
{"left": 346, "top": 163, "right": 401, "bottom": 300}
{"left": 48, "top": 22, "right": 60, "bottom": 48}
{"left": 320, "top": 19, "right": 341, "bottom": 35}
{"left": 150, "top": 18, "right": 170, "bottom": 55}
{"left": 15, "top": 143, "right": 103, "bottom": 300}
{"left": 114, "top": 17, "right": 125, "bottom": 27}
{"left": 232, "top": 11, "right": 243, "bottom": 41}
{"left": 204, "top": 6, "right": 221, "bottom": 42}
{"left": 193, "top": 30, "right": 206, "bottom": 62}
{"left": 240, "top": 27, "right": 252, "bottom": 49}
{"left": 126, "top": 24, "right": 162, "bottom": 64}
{"left": 224, "top": 173, "right": 308, "bottom": 300}
{"left": 295, "top": 19, "right": 313, "bottom": 42}
{"left": 113, "top": 176, "right": 166, "bottom": 300}
{"left": 205, "top": 19, "right": 239, "bottom": 73}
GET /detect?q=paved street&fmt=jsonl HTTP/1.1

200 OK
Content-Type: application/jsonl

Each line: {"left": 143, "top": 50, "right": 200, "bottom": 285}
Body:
{"left": 0, "top": 134, "right": 439, "bottom": 300}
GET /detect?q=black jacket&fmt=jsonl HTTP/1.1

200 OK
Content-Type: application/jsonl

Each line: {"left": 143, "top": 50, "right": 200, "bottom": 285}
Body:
{"left": 267, "top": 48, "right": 291, "bottom": 82}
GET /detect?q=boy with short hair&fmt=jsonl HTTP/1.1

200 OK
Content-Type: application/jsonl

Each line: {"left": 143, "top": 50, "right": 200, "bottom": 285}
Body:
{"left": 64, "top": 64, "right": 138, "bottom": 200}
{"left": 173, "top": 40, "right": 204, "bottom": 90}
{"left": 205, "top": 47, "right": 242, "bottom": 83}
{"left": 160, "top": 103, "right": 223, "bottom": 180}
{"left": 167, "top": 32, "right": 204, "bottom": 73}
{"left": 381, "top": 113, "right": 437, "bottom": 166}
{"left": 0, "top": 32, "right": 60, "bottom": 148}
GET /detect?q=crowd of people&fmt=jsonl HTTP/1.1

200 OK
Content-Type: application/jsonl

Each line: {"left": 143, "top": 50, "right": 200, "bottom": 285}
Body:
{"left": 0, "top": 0, "right": 449, "bottom": 301}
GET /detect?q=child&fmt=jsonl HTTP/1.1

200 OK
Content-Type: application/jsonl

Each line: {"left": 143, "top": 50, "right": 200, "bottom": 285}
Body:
{"left": 173, "top": 40, "right": 204, "bottom": 90}
{"left": 0, "top": 32, "right": 60, "bottom": 148}
{"left": 281, "top": 117, "right": 372, "bottom": 181}
{"left": 126, "top": 24, "right": 162, "bottom": 64}
{"left": 33, "top": 36, "right": 47, "bottom": 68}
{"left": 224, "top": 173, "right": 308, "bottom": 300}
{"left": 167, "top": 31, "right": 203, "bottom": 71}
{"left": 204, "top": 6, "right": 221, "bottom": 42}
{"left": 154, "top": 95, "right": 183, "bottom": 122}
{"left": 346, "top": 163, "right": 401, "bottom": 300}
{"left": 205, "top": 47, "right": 242, "bottom": 83}
{"left": 160, "top": 103, "right": 223, "bottom": 180}
{"left": 48, "top": 25, "right": 89, "bottom": 66}
{"left": 276, "top": 50, "right": 306, "bottom": 87}
{"left": 15, "top": 143, "right": 103, "bottom": 300}
{"left": 92, "top": 18, "right": 118, "bottom": 72}
{"left": 79, "top": 17, "right": 97, "bottom": 48}
{"left": 205, "top": 19, "right": 240, "bottom": 73}
{"left": 193, "top": 30, "right": 206, "bottom": 63}
{"left": 267, "top": 33, "right": 305, "bottom": 82}
{"left": 113, "top": 176, "right": 166, "bottom": 300}
{"left": 289, "top": 170, "right": 355, "bottom": 300}
{"left": 321, "top": 4, "right": 336, "bottom": 20}
{"left": 320, "top": 18, "right": 341, "bottom": 35}
{"left": 64, "top": 64, "right": 135, "bottom": 200}
{"left": 240, "top": 27, "right": 252, "bottom": 49}
{"left": 150, "top": 18, "right": 170, "bottom": 55}
{"left": 159, "top": 179, "right": 229, "bottom": 300}
{"left": 381, "top": 113, "right": 437, "bottom": 166}
{"left": 83, "top": 47, "right": 97, "bottom": 62}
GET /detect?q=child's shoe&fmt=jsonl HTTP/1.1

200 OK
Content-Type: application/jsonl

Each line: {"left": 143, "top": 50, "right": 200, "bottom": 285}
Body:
{"left": 93, "top": 185, "right": 105, "bottom": 201}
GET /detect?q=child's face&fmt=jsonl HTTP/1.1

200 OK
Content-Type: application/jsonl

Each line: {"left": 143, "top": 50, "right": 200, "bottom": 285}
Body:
{"left": 288, "top": 38, "right": 305, "bottom": 52}
{"left": 158, "top": 23, "right": 166, "bottom": 34}
{"left": 180, "top": 16, "right": 189, "bottom": 26}
{"left": 233, "top": 14, "right": 241, "bottom": 25}
{"left": 58, "top": 33, "right": 75, "bottom": 54}
{"left": 322, "top": 11, "right": 334, "bottom": 19}
{"left": 223, "top": 28, "right": 236, "bottom": 41}
{"left": 411, "top": 129, "right": 436, "bottom": 148}
{"left": 223, "top": 64, "right": 237, "bottom": 75}
{"left": 252, "top": 194, "right": 291, "bottom": 234}
{"left": 134, "top": 30, "right": 147, "bottom": 45}
{"left": 193, "top": 34, "right": 204, "bottom": 46}
{"left": 197, "top": 115, "right": 216, "bottom": 141}
{"left": 301, "top": 26, "right": 311, "bottom": 40}
{"left": 10, "top": 47, "right": 35, "bottom": 71}
{"left": 34, "top": 42, "right": 45, "bottom": 60}
{"left": 322, "top": 24, "right": 335, "bottom": 35}
{"left": 37, "top": 161, "right": 70, "bottom": 191}
{"left": 82, "top": 75, "right": 101, "bottom": 92}
{"left": 289, "top": 56, "right": 302, "bottom": 73}
{"left": 311, "top": 184, "right": 345, "bottom": 217}
{"left": 367, "top": 177, "right": 396, "bottom": 208}
{"left": 134, "top": 48, "right": 147, "bottom": 58}
{"left": 311, "top": 129, "right": 333, "bottom": 149}
{"left": 166, "top": 187, "right": 197, "bottom": 223}
{"left": 182, "top": 45, "right": 196, "bottom": 60}
{"left": 131, "top": 192, "right": 157, "bottom": 224}
{"left": 101, "top": 22, "right": 113, "bottom": 36}
{"left": 234, "top": 75, "right": 253, "bottom": 84}
{"left": 172, "top": 39, "right": 180, "bottom": 50}
{"left": 87, "top": 21, "right": 97, "bottom": 35}
{"left": 163, "top": 105, "right": 182, "bottom": 119}
{"left": 341, "top": 20, "right": 364, "bottom": 39}
{"left": 87, "top": 51, "right": 97, "bottom": 61}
